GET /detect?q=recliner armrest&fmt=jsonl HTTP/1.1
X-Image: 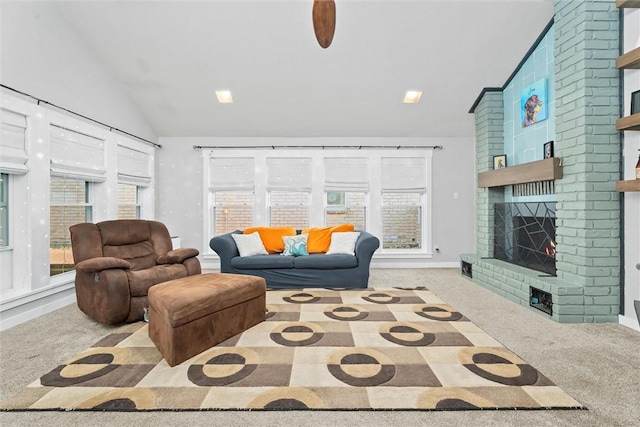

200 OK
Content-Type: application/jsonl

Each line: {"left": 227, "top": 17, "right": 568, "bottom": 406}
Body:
{"left": 76, "top": 257, "right": 131, "bottom": 273}
{"left": 157, "top": 248, "right": 200, "bottom": 264}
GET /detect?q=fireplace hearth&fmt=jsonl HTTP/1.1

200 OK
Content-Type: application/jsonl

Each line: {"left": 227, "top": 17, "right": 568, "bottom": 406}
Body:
{"left": 494, "top": 202, "right": 556, "bottom": 276}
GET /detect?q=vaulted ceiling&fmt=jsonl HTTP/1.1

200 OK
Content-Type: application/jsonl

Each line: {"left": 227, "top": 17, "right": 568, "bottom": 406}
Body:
{"left": 54, "top": 0, "right": 554, "bottom": 138}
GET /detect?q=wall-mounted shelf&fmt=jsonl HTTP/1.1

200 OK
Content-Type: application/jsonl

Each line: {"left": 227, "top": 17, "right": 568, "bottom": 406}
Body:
{"left": 478, "top": 158, "right": 562, "bottom": 188}
{"left": 616, "top": 113, "right": 640, "bottom": 131}
{"left": 616, "top": 180, "right": 640, "bottom": 192}
{"left": 616, "top": 46, "right": 640, "bottom": 69}
{"left": 617, "top": 0, "right": 640, "bottom": 8}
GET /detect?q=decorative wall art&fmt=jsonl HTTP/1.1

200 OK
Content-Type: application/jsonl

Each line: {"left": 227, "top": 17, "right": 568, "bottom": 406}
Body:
{"left": 521, "top": 78, "right": 548, "bottom": 127}
{"left": 493, "top": 155, "right": 507, "bottom": 170}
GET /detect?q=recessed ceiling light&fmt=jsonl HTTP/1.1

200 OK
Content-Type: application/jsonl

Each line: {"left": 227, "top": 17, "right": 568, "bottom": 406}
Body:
{"left": 216, "top": 90, "right": 233, "bottom": 103}
{"left": 403, "top": 91, "right": 423, "bottom": 104}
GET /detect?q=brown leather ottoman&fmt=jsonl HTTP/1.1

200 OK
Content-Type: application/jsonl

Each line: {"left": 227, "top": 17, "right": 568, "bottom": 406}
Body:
{"left": 147, "top": 273, "right": 266, "bottom": 367}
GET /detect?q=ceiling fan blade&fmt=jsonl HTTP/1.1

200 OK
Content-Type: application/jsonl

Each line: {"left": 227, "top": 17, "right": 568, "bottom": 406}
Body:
{"left": 312, "top": 0, "right": 336, "bottom": 49}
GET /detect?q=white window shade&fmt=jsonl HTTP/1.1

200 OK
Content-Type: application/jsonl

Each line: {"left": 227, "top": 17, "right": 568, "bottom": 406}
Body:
{"left": 118, "top": 145, "right": 152, "bottom": 186}
{"left": 381, "top": 157, "right": 426, "bottom": 192}
{"left": 0, "top": 108, "right": 28, "bottom": 174}
{"left": 267, "top": 157, "right": 312, "bottom": 191}
{"left": 50, "top": 125, "right": 106, "bottom": 182}
{"left": 209, "top": 157, "right": 255, "bottom": 191}
{"left": 324, "top": 157, "right": 369, "bottom": 191}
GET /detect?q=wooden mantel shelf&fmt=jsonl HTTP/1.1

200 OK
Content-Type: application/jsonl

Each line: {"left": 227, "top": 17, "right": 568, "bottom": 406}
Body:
{"left": 616, "top": 180, "right": 640, "bottom": 192}
{"left": 616, "top": 113, "right": 640, "bottom": 131}
{"left": 617, "top": 46, "right": 640, "bottom": 69}
{"left": 478, "top": 158, "right": 563, "bottom": 188}
{"left": 617, "top": 0, "right": 640, "bottom": 8}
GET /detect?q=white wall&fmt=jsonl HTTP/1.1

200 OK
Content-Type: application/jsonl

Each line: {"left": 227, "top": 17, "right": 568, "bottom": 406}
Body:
{"left": 0, "top": 2, "right": 157, "bottom": 330}
{"left": 1, "top": 1, "right": 157, "bottom": 143}
{"left": 157, "top": 137, "right": 476, "bottom": 268}
{"left": 620, "top": 8, "right": 640, "bottom": 332}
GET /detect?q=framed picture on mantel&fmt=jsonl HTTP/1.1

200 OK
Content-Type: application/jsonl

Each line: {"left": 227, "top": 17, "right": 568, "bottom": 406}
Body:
{"left": 493, "top": 155, "right": 507, "bottom": 170}
{"left": 544, "top": 141, "right": 554, "bottom": 159}
{"left": 631, "top": 90, "right": 640, "bottom": 115}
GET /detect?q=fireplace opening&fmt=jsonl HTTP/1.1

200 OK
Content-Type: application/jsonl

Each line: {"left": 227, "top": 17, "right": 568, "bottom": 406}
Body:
{"left": 494, "top": 202, "right": 556, "bottom": 276}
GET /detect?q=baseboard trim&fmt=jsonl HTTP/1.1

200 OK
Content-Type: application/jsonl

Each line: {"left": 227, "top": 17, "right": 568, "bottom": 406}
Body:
{"left": 0, "top": 282, "right": 76, "bottom": 331}
{"left": 619, "top": 314, "right": 640, "bottom": 332}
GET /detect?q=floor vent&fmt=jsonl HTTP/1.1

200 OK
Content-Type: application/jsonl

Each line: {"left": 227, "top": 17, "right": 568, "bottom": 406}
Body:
{"left": 530, "top": 286, "right": 552, "bottom": 316}
{"left": 461, "top": 261, "right": 472, "bottom": 279}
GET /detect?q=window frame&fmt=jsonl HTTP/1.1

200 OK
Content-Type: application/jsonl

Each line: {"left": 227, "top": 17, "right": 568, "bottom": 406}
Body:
{"left": 202, "top": 149, "right": 433, "bottom": 261}
{"left": 49, "top": 176, "right": 94, "bottom": 277}
{"left": 117, "top": 182, "right": 141, "bottom": 219}
{"left": 0, "top": 173, "right": 8, "bottom": 247}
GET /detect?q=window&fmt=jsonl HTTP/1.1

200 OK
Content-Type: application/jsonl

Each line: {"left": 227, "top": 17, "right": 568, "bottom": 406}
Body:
{"left": 209, "top": 157, "right": 255, "bottom": 234}
{"left": 214, "top": 191, "right": 254, "bottom": 234}
{"left": 324, "top": 157, "right": 369, "bottom": 230}
{"left": 50, "top": 176, "right": 92, "bottom": 276}
{"left": 267, "top": 157, "right": 312, "bottom": 229}
{"left": 382, "top": 192, "right": 422, "bottom": 249}
{"left": 326, "top": 191, "right": 366, "bottom": 230}
{"left": 269, "top": 191, "right": 309, "bottom": 228}
{"left": 381, "top": 157, "right": 426, "bottom": 250}
{"left": 118, "top": 183, "right": 140, "bottom": 219}
{"left": 0, "top": 173, "right": 7, "bottom": 247}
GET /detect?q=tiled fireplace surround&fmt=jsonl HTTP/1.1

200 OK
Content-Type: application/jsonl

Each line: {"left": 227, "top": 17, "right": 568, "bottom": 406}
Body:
{"left": 461, "top": 0, "right": 621, "bottom": 323}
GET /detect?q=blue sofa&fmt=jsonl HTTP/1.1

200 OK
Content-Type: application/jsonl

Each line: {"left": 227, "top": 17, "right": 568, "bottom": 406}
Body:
{"left": 209, "top": 230, "right": 380, "bottom": 289}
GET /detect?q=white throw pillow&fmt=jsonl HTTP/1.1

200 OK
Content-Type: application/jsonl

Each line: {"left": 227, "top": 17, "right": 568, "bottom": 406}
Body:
{"left": 232, "top": 232, "right": 268, "bottom": 257}
{"left": 326, "top": 231, "right": 361, "bottom": 255}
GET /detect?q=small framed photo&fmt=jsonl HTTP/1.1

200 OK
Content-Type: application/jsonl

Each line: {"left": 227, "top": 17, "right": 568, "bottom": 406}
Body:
{"left": 543, "top": 141, "right": 554, "bottom": 159}
{"left": 632, "top": 90, "right": 640, "bottom": 115}
{"left": 493, "top": 155, "right": 507, "bottom": 169}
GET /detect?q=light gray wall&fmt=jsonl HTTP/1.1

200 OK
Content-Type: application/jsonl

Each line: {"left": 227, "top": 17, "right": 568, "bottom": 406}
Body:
{"left": 1, "top": 1, "right": 157, "bottom": 142}
{"left": 157, "top": 137, "right": 476, "bottom": 266}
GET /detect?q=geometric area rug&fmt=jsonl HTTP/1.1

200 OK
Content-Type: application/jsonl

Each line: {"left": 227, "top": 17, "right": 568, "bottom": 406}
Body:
{"left": 0, "top": 287, "right": 584, "bottom": 411}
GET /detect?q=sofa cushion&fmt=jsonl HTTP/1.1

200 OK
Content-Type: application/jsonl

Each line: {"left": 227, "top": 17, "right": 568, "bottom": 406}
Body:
{"left": 231, "top": 254, "right": 294, "bottom": 269}
{"left": 126, "top": 263, "right": 188, "bottom": 297}
{"left": 232, "top": 232, "right": 268, "bottom": 257}
{"left": 326, "top": 232, "right": 361, "bottom": 255}
{"left": 302, "top": 224, "right": 355, "bottom": 253}
{"left": 244, "top": 226, "right": 296, "bottom": 253}
{"left": 103, "top": 241, "right": 156, "bottom": 270}
{"left": 293, "top": 253, "right": 358, "bottom": 269}
{"left": 282, "top": 234, "right": 309, "bottom": 257}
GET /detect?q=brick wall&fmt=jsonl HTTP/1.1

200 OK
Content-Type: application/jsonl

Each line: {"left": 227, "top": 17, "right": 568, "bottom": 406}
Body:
{"left": 463, "top": 0, "right": 621, "bottom": 323}
{"left": 474, "top": 91, "right": 505, "bottom": 258}
{"left": 553, "top": 0, "right": 620, "bottom": 321}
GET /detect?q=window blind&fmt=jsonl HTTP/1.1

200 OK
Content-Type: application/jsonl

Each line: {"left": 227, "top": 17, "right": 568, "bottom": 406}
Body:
{"left": 381, "top": 157, "right": 426, "bottom": 192}
{"left": 50, "top": 125, "right": 106, "bottom": 182}
{"left": 266, "top": 157, "right": 312, "bottom": 191}
{"left": 324, "top": 157, "right": 369, "bottom": 191}
{"left": 117, "top": 145, "right": 152, "bottom": 186}
{"left": 209, "top": 157, "right": 255, "bottom": 191}
{"left": 0, "top": 108, "right": 28, "bottom": 174}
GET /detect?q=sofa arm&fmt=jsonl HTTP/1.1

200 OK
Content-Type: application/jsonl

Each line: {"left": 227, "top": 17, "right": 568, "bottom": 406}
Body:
{"left": 157, "top": 248, "right": 199, "bottom": 264}
{"left": 354, "top": 231, "right": 381, "bottom": 260}
{"left": 209, "top": 231, "right": 241, "bottom": 273}
{"left": 76, "top": 257, "right": 131, "bottom": 273}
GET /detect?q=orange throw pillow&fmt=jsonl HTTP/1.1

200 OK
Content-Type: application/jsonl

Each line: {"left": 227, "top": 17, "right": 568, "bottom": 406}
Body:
{"left": 244, "top": 226, "right": 296, "bottom": 254}
{"left": 302, "top": 224, "right": 355, "bottom": 253}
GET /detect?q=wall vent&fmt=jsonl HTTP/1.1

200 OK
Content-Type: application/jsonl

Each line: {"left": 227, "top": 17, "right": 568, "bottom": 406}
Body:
{"left": 513, "top": 180, "right": 555, "bottom": 197}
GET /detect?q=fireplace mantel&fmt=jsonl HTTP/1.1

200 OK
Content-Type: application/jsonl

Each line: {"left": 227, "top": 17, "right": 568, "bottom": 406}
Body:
{"left": 478, "top": 158, "right": 563, "bottom": 188}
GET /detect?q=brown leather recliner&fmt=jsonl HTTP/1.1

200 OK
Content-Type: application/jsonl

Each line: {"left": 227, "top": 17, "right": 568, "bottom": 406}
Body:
{"left": 69, "top": 219, "right": 201, "bottom": 325}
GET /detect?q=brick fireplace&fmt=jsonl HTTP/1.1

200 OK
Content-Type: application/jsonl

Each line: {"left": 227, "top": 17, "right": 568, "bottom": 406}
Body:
{"left": 461, "top": 0, "right": 621, "bottom": 323}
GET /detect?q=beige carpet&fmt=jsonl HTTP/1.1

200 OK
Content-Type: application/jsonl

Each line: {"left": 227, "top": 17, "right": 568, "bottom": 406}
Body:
{"left": 1, "top": 287, "right": 582, "bottom": 411}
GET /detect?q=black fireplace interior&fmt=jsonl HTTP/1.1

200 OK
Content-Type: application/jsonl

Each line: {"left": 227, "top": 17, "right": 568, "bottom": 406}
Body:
{"left": 494, "top": 202, "right": 556, "bottom": 276}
